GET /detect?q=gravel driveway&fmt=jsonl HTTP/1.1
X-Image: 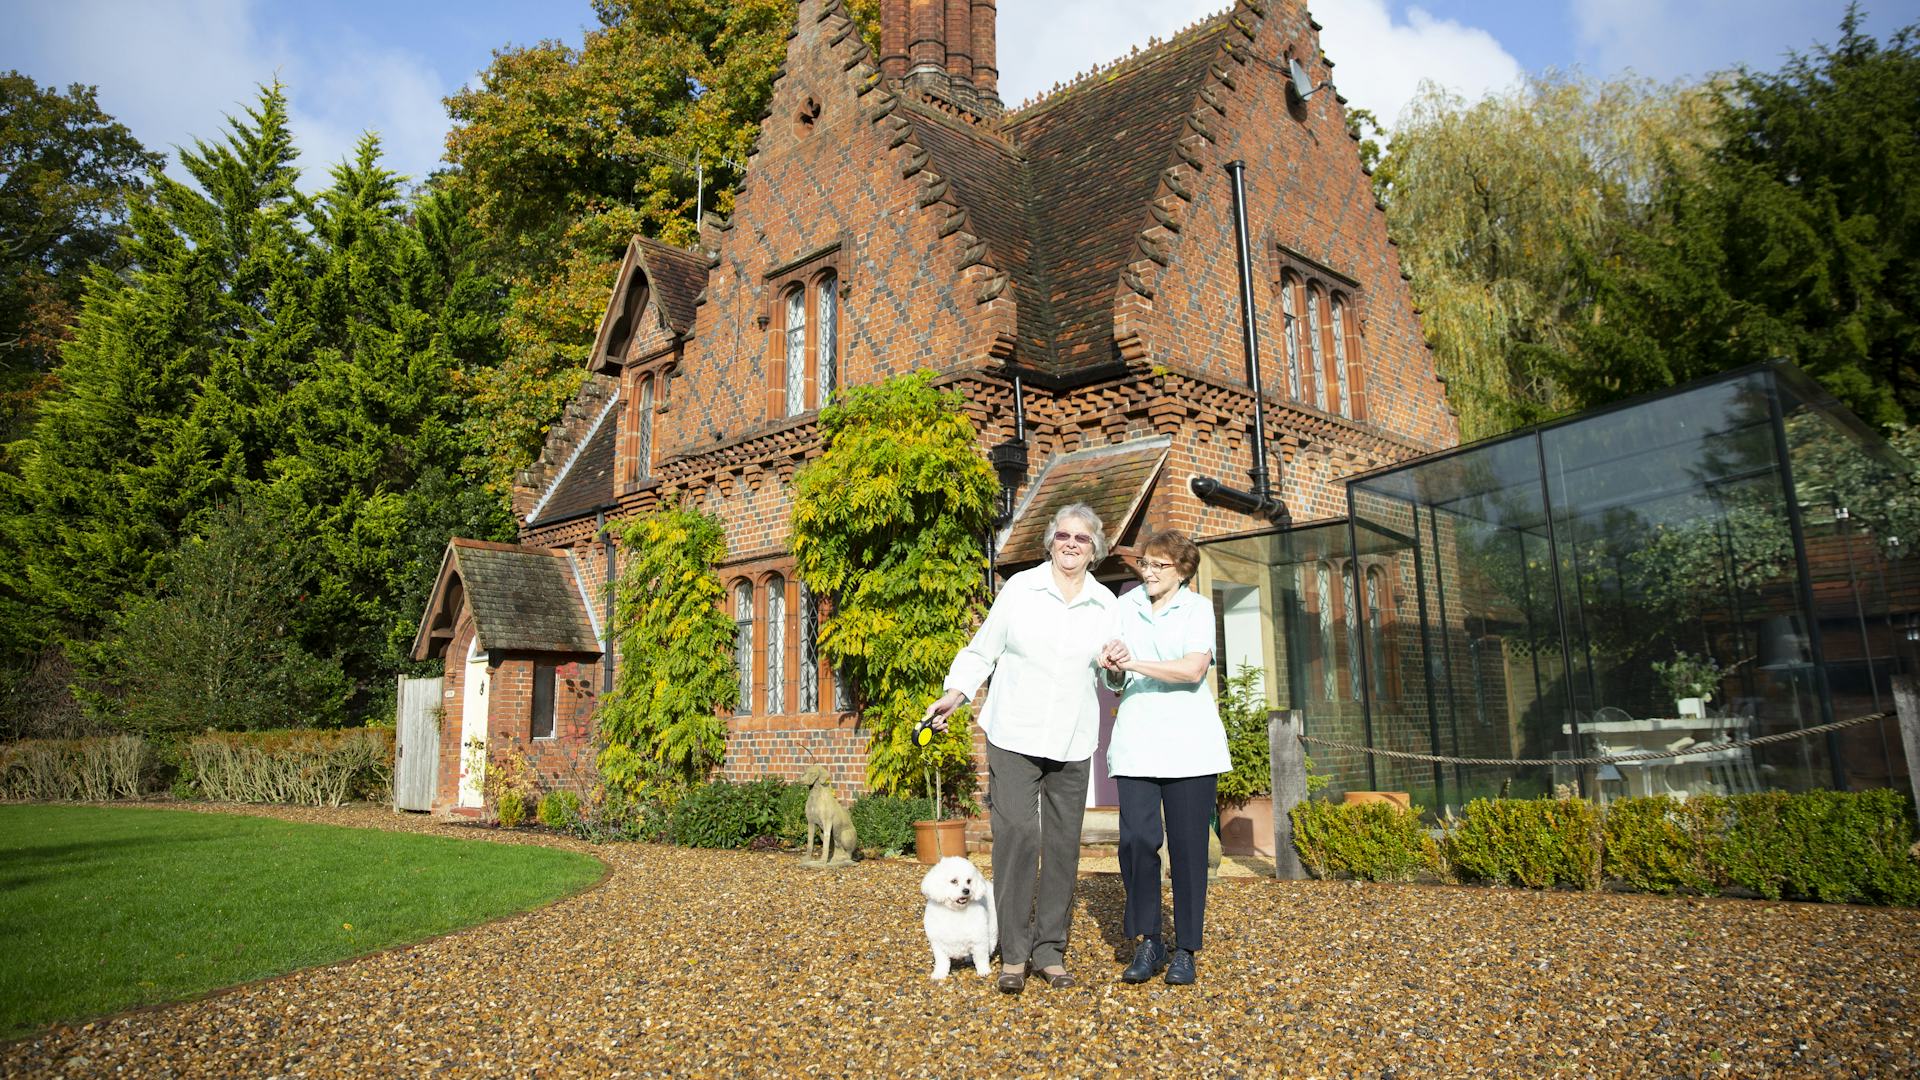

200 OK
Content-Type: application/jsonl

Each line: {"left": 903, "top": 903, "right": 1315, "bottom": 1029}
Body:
{"left": 5, "top": 804, "right": 1917, "bottom": 1078}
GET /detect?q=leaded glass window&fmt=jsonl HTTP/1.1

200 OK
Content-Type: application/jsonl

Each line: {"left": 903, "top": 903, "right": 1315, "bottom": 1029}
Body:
{"left": 1331, "top": 295, "right": 1352, "bottom": 418}
{"left": 799, "top": 583, "right": 820, "bottom": 712}
{"left": 816, "top": 272, "right": 837, "bottom": 407}
{"left": 1307, "top": 285, "right": 1328, "bottom": 412}
{"left": 1343, "top": 564, "right": 1362, "bottom": 701}
{"left": 1281, "top": 274, "right": 1302, "bottom": 400}
{"left": 734, "top": 581, "right": 754, "bottom": 714}
{"left": 765, "top": 576, "right": 786, "bottom": 714}
{"left": 636, "top": 376, "right": 654, "bottom": 480}
{"left": 784, "top": 287, "right": 806, "bottom": 416}
{"left": 1317, "top": 562, "right": 1336, "bottom": 702}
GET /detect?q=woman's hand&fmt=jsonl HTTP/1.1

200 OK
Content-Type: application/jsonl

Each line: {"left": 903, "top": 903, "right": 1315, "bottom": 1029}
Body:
{"left": 922, "top": 689, "right": 965, "bottom": 731}
{"left": 1100, "top": 639, "right": 1132, "bottom": 672}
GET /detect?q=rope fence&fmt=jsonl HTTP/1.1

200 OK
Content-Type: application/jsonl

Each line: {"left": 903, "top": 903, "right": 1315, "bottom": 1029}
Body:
{"left": 1295, "top": 711, "right": 1888, "bottom": 768}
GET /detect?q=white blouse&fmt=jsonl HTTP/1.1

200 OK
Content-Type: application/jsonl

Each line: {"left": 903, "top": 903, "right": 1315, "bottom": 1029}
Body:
{"left": 942, "top": 563, "right": 1119, "bottom": 762}
{"left": 1105, "top": 586, "right": 1232, "bottom": 779}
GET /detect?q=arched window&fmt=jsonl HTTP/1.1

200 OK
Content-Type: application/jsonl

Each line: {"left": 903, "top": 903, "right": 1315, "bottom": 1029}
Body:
{"left": 765, "top": 575, "right": 787, "bottom": 715}
{"left": 1306, "top": 285, "right": 1329, "bottom": 412}
{"left": 635, "top": 374, "right": 655, "bottom": 482}
{"left": 1316, "top": 561, "right": 1336, "bottom": 702}
{"left": 1342, "top": 563, "right": 1362, "bottom": 701}
{"left": 1366, "top": 566, "right": 1387, "bottom": 700}
{"left": 816, "top": 271, "right": 838, "bottom": 408}
{"left": 1279, "top": 272, "right": 1303, "bottom": 401}
{"left": 733, "top": 580, "right": 754, "bottom": 715}
{"left": 799, "top": 582, "right": 821, "bottom": 713}
{"left": 783, "top": 286, "right": 807, "bottom": 417}
{"left": 1330, "top": 294, "right": 1352, "bottom": 418}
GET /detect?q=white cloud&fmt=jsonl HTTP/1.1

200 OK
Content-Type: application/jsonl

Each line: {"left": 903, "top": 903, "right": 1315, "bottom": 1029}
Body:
{"left": 1571, "top": 0, "right": 1880, "bottom": 84}
{"left": 996, "top": 1, "right": 1524, "bottom": 130}
{"left": 2, "top": 0, "right": 453, "bottom": 192}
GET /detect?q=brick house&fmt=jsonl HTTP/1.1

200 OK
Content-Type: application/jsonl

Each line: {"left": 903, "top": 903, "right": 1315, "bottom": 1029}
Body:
{"left": 411, "top": 0, "right": 1457, "bottom": 814}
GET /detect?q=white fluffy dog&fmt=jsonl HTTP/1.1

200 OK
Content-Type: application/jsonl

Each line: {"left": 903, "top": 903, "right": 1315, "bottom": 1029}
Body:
{"left": 920, "top": 856, "right": 996, "bottom": 980}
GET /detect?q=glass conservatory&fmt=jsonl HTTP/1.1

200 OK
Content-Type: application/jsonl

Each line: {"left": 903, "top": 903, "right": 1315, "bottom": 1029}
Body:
{"left": 1201, "top": 362, "right": 1914, "bottom": 815}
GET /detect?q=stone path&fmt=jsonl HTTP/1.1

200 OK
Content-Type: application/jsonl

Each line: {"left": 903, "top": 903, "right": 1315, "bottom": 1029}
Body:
{"left": 5, "top": 803, "right": 1917, "bottom": 1078}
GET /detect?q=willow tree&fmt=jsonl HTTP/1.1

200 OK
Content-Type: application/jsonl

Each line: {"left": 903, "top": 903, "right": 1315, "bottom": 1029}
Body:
{"left": 788, "top": 372, "right": 996, "bottom": 802}
{"left": 1374, "top": 73, "right": 1719, "bottom": 439}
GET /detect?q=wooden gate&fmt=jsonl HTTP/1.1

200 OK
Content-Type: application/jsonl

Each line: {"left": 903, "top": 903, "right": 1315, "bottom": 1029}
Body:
{"left": 394, "top": 675, "right": 443, "bottom": 812}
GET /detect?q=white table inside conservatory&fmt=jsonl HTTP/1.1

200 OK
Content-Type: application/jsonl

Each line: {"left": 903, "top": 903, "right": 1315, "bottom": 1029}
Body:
{"left": 1561, "top": 716, "right": 1724, "bottom": 798}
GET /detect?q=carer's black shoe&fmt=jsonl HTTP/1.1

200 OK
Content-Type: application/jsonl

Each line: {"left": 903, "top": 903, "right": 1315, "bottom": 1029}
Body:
{"left": 1165, "top": 948, "right": 1196, "bottom": 986}
{"left": 1121, "top": 938, "right": 1167, "bottom": 983}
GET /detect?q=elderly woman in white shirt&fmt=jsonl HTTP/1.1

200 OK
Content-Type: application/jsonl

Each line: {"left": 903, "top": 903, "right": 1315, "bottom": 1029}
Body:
{"left": 923, "top": 502, "right": 1119, "bottom": 993}
{"left": 1099, "top": 529, "right": 1231, "bottom": 987}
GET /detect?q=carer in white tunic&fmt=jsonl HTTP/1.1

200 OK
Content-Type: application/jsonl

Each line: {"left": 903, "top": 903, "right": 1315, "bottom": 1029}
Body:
{"left": 1100, "top": 529, "right": 1230, "bottom": 987}
{"left": 924, "top": 502, "right": 1119, "bottom": 992}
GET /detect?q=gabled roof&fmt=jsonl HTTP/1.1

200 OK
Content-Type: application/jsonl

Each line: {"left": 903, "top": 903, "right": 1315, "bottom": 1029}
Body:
{"left": 411, "top": 539, "right": 602, "bottom": 661}
{"left": 997, "top": 436, "right": 1171, "bottom": 564}
{"left": 588, "top": 236, "right": 710, "bottom": 374}
{"left": 528, "top": 386, "right": 620, "bottom": 527}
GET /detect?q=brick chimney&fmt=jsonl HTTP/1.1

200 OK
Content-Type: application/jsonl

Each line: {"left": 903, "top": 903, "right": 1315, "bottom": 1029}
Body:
{"left": 879, "top": 0, "right": 1001, "bottom": 114}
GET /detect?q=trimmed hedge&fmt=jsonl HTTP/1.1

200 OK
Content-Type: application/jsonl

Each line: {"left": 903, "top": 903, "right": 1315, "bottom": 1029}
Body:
{"left": 1289, "top": 789, "right": 1920, "bottom": 905}
{"left": 0, "top": 736, "right": 152, "bottom": 801}
{"left": 183, "top": 728, "right": 393, "bottom": 807}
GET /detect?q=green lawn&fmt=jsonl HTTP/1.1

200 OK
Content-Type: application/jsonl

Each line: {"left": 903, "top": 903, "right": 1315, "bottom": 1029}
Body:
{"left": 0, "top": 805, "right": 604, "bottom": 1039}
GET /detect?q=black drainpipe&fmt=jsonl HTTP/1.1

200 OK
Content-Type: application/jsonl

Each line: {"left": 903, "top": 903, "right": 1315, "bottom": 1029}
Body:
{"left": 597, "top": 508, "right": 617, "bottom": 696}
{"left": 1190, "top": 160, "right": 1289, "bottom": 525}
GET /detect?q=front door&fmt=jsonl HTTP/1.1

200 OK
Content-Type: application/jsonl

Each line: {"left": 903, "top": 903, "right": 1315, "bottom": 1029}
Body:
{"left": 458, "top": 639, "right": 489, "bottom": 808}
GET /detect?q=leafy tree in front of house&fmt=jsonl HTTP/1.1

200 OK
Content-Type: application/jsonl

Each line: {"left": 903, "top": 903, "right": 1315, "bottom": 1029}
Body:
{"left": 788, "top": 372, "right": 996, "bottom": 801}
{"left": 597, "top": 504, "right": 740, "bottom": 793}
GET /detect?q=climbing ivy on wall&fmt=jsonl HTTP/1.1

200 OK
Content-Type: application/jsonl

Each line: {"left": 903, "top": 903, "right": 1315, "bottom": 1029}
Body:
{"left": 597, "top": 504, "right": 740, "bottom": 793}
{"left": 789, "top": 372, "right": 997, "bottom": 800}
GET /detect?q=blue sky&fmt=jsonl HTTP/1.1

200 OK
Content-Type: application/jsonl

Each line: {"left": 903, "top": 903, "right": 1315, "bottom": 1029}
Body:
{"left": 2, "top": 0, "right": 1912, "bottom": 192}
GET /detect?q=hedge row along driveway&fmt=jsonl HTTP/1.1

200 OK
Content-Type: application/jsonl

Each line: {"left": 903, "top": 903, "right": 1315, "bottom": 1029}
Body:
{"left": 4, "top": 803, "right": 1917, "bottom": 1076}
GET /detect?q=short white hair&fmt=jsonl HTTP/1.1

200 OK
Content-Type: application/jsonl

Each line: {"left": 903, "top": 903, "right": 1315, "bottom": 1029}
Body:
{"left": 1044, "top": 502, "right": 1108, "bottom": 562}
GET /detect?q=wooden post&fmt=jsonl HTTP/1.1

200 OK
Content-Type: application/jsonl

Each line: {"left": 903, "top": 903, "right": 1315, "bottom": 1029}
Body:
{"left": 1892, "top": 676, "right": 1920, "bottom": 836}
{"left": 1269, "top": 708, "right": 1307, "bottom": 880}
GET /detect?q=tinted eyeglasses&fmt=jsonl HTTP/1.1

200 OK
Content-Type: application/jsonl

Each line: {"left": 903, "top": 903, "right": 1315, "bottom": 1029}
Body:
{"left": 1052, "top": 530, "right": 1095, "bottom": 547}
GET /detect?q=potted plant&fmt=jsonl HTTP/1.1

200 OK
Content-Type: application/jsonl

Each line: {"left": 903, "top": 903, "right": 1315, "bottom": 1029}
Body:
{"left": 1652, "top": 651, "right": 1722, "bottom": 718}
{"left": 912, "top": 716, "right": 968, "bottom": 864}
{"left": 1217, "top": 667, "right": 1279, "bottom": 855}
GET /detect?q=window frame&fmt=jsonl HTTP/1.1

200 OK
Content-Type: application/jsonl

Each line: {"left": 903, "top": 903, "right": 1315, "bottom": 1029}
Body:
{"left": 531, "top": 661, "right": 557, "bottom": 740}
{"left": 1272, "top": 247, "right": 1368, "bottom": 422}
{"left": 733, "top": 580, "right": 755, "bottom": 715}
{"left": 764, "top": 245, "right": 846, "bottom": 420}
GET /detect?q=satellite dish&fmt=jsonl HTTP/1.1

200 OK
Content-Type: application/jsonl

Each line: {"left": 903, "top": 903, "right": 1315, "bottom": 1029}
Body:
{"left": 1288, "top": 56, "right": 1321, "bottom": 100}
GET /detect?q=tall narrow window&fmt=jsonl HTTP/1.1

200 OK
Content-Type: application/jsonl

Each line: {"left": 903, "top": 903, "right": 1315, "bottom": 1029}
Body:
{"left": 1279, "top": 273, "right": 1303, "bottom": 400}
{"left": 1343, "top": 565, "right": 1362, "bottom": 701}
{"left": 733, "top": 581, "right": 754, "bottom": 715}
{"left": 636, "top": 375, "right": 655, "bottom": 481}
{"left": 784, "top": 287, "right": 806, "bottom": 417}
{"left": 1316, "top": 561, "right": 1336, "bottom": 702}
{"left": 816, "top": 272, "right": 838, "bottom": 407}
{"left": 531, "top": 662, "right": 556, "bottom": 739}
{"left": 799, "top": 583, "right": 820, "bottom": 712}
{"left": 833, "top": 663, "right": 853, "bottom": 712}
{"left": 1306, "top": 285, "right": 1329, "bottom": 412}
{"left": 1330, "top": 295, "right": 1352, "bottom": 418}
{"left": 765, "top": 575, "right": 786, "bottom": 714}
{"left": 1341, "top": 294, "right": 1366, "bottom": 421}
{"left": 1366, "top": 567, "right": 1387, "bottom": 700}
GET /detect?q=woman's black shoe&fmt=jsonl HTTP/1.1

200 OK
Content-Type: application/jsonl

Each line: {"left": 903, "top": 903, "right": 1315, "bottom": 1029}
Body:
{"left": 1165, "top": 948, "right": 1196, "bottom": 985}
{"left": 1121, "top": 938, "right": 1167, "bottom": 983}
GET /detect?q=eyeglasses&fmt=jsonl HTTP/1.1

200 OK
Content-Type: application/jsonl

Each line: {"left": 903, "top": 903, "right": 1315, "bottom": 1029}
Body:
{"left": 1052, "top": 530, "right": 1094, "bottom": 547}
{"left": 1139, "top": 559, "right": 1177, "bottom": 574}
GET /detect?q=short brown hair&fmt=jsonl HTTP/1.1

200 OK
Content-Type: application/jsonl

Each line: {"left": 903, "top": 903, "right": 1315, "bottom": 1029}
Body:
{"left": 1137, "top": 529, "right": 1200, "bottom": 584}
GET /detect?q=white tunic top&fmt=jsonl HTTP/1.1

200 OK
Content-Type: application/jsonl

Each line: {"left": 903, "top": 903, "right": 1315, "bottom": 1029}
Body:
{"left": 1105, "top": 586, "right": 1232, "bottom": 779}
{"left": 942, "top": 563, "right": 1119, "bottom": 762}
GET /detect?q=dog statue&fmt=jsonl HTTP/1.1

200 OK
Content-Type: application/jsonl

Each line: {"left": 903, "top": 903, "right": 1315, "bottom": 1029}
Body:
{"left": 921, "top": 856, "right": 996, "bottom": 979}
{"left": 799, "top": 764, "right": 858, "bottom": 866}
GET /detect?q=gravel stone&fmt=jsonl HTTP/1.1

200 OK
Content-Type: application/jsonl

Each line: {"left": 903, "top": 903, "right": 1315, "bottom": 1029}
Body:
{"left": 4, "top": 803, "right": 1917, "bottom": 1078}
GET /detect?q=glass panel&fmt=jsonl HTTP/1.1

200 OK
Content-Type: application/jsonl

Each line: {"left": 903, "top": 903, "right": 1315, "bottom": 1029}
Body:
{"left": 799, "top": 583, "right": 820, "bottom": 713}
{"left": 734, "top": 581, "right": 754, "bottom": 715}
{"left": 1280, "top": 275, "right": 1302, "bottom": 400}
{"left": 1343, "top": 565, "right": 1362, "bottom": 701}
{"left": 784, "top": 287, "right": 806, "bottom": 416}
{"left": 765, "top": 576, "right": 786, "bottom": 714}
{"left": 637, "top": 376, "right": 654, "bottom": 480}
{"left": 1306, "top": 285, "right": 1328, "bottom": 411}
{"left": 1331, "top": 296, "right": 1352, "bottom": 418}
{"left": 817, "top": 273, "right": 837, "bottom": 407}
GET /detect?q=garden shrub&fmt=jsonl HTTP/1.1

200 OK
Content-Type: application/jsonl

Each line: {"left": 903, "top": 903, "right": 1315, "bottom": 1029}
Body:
{"left": 1720, "top": 789, "right": 1920, "bottom": 904}
{"left": 1290, "top": 798, "right": 1438, "bottom": 881}
{"left": 1446, "top": 796, "right": 1602, "bottom": 889}
{"left": 775, "top": 780, "right": 810, "bottom": 845}
{"left": 538, "top": 789, "right": 584, "bottom": 830}
{"left": 850, "top": 792, "right": 932, "bottom": 856}
{"left": 1602, "top": 795, "right": 1730, "bottom": 895}
{"left": 0, "top": 736, "right": 152, "bottom": 801}
{"left": 482, "top": 745, "right": 539, "bottom": 828}
{"left": 183, "top": 728, "right": 392, "bottom": 807}
{"left": 667, "top": 778, "right": 790, "bottom": 848}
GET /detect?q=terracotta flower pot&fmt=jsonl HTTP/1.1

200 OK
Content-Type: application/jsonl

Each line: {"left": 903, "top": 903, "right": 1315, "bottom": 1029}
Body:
{"left": 913, "top": 818, "right": 967, "bottom": 863}
{"left": 1342, "top": 791, "right": 1411, "bottom": 810}
{"left": 1219, "top": 795, "right": 1275, "bottom": 857}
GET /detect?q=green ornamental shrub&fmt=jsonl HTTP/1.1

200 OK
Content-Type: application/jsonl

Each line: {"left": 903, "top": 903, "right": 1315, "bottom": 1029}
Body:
{"left": 1446, "top": 796, "right": 1602, "bottom": 889}
{"left": 775, "top": 780, "right": 810, "bottom": 845}
{"left": 1289, "top": 798, "right": 1439, "bottom": 881}
{"left": 1602, "top": 795, "right": 1729, "bottom": 895}
{"left": 667, "top": 778, "right": 790, "bottom": 848}
{"left": 495, "top": 789, "right": 530, "bottom": 829}
{"left": 537, "top": 789, "right": 584, "bottom": 830}
{"left": 1720, "top": 789, "right": 1920, "bottom": 904}
{"left": 850, "top": 793, "right": 932, "bottom": 856}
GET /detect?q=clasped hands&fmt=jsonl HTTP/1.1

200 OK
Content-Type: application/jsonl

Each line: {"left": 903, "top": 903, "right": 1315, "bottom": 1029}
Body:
{"left": 1099, "top": 639, "right": 1131, "bottom": 673}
